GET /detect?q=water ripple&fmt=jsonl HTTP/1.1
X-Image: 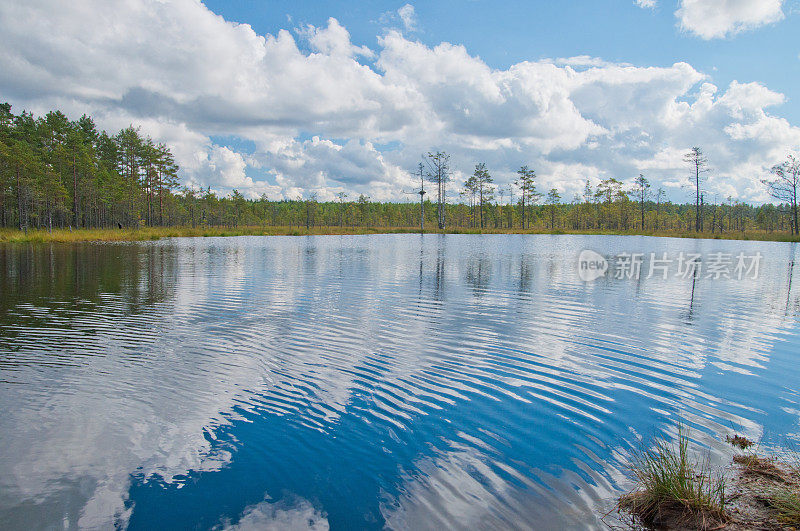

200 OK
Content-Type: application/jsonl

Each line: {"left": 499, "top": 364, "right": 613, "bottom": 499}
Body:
{"left": 0, "top": 235, "right": 799, "bottom": 529}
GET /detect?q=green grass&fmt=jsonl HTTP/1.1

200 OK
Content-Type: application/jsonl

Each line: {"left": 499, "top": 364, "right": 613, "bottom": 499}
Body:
{"left": 1, "top": 225, "right": 799, "bottom": 243}
{"left": 0, "top": 225, "right": 424, "bottom": 243}
{"left": 619, "top": 427, "right": 728, "bottom": 529}
{"left": 768, "top": 448, "right": 800, "bottom": 526}
{"left": 768, "top": 488, "right": 800, "bottom": 526}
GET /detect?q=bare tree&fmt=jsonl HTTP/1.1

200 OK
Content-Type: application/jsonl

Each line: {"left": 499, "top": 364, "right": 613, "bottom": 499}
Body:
{"left": 655, "top": 187, "right": 666, "bottom": 231}
{"left": 545, "top": 188, "right": 560, "bottom": 229}
{"left": 583, "top": 179, "right": 593, "bottom": 229}
{"left": 336, "top": 191, "right": 347, "bottom": 227}
{"left": 424, "top": 151, "right": 450, "bottom": 229}
{"left": 700, "top": 192, "right": 705, "bottom": 232}
{"left": 498, "top": 188, "right": 505, "bottom": 228}
{"left": 762, "top": 154, "right": 800, "bottom": 235}
{"left": 710, "top": 194, "right": 718, "bottom": 234}
{"left": 632, "top": 174, "right": 650, "bottom": 230}
{"left": 684, "top": 147, "right": 709, "bottom": 232}
{"left": 415, "top": 162, "right": 426, "bottom": 232}
{"left": 506, "top": 183, "right": 514, "bottom": 228}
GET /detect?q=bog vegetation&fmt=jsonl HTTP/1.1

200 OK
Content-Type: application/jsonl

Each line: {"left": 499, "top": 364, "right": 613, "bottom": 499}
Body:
{"left": 618, "top": 427, "right": 727, "bottom": 529}
{"left": 2, "top": 104, "right": 798, "bottom": 238}
{"left": 617, "top": 428, "right": 800, "bottom": 530}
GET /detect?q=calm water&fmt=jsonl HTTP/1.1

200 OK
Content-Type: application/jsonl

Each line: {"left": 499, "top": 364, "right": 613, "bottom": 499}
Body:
{"left": 1, "top": 234, "right": 799, "bottom": 530}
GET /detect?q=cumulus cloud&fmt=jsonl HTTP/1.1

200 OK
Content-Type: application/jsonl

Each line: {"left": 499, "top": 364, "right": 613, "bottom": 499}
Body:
{"left": 259, "top": 137, "right": 412, "bottom": 200}
{"left": 0, "top": 0, "right": 798, "bottom": 203}
{"left": 635, "top": 0, "right": 657, "bottom": 9}
{"left": 299, "top": 17, "right": 374, "bottom": 58}
{"left": 676, "top": 0, "right": 785, "bottom": 39}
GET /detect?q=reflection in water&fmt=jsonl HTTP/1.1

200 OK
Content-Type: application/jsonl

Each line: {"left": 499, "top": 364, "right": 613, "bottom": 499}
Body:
{"left": 433, "top": 245, "right": 446, "bottom": 301}
{"left": 221, "top": 496, "right": 328, "bottom": 531}
{"left": 517, "top": 255, "right": 533, "bottom": 294}
{"left": 681, "top": 272, "right": 699, "bottom": 323}
{"left": 786, "top": 245, "right": 798, "bottom": 315}
{"left": 465, "top": 255, "right": 492, "bottom": 297}
{"left": 0, "top": 235, "right": 799, "bottom": 530}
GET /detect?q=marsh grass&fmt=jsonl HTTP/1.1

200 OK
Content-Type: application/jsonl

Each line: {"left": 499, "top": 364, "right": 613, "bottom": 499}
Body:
{"left": 2, "top": 225, "right": 799, "bottom": 243}
{"left": 0, "top": 225, "right": 427, "bottom": 243}
{"left": 767, "top": 488, "right": 800, "bottom": 526}
{"left": 726, "top": 441, "right": 800, "bottom": 528}
{"left": 762, "top": 448, "right": 800, "bottom": 526}
{"left": 733, "top": 454, "right": 786, "bottom": 482}
{"left": 619, "top": 427, "right": 728, "bottom": 530}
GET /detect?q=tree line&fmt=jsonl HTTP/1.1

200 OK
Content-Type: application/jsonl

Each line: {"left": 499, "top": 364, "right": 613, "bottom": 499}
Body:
{"left": 0, "top": 103, "right": 180, "bottom": 231}
{"left": 453, "top": 148, "right": 798, "bottom": 235}
{"left": 2, "top": 104, "right": 798, "bottom": 234}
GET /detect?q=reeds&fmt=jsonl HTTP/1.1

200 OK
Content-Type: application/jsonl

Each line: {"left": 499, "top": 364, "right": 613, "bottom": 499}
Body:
{"left": 619, "top": 427, "right": 728, "bottom": 530}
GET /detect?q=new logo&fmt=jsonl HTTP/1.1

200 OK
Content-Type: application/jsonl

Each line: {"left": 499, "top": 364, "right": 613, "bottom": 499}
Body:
{"left": 577, "top": 250, "right": 608, "bottom": 282}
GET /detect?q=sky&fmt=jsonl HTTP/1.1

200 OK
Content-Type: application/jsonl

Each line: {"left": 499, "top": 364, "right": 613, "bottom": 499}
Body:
{"left": 0, "top": 0, "right": 798, "bottom": 204}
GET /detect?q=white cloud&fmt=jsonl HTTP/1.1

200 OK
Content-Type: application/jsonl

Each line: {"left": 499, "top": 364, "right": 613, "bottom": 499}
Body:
{"left": 398, "top": 4, "right": 418, "bottom": 32}
{"left": 676, "top": 0, "right": 785, "bottom": 39}
{"left": 0, "top": 0, "right": 798, "bottom": 203}
{"left": 258, "top": 136, "right": 412, "bottom": 200}
{"left": 635, "top": 0, "right": 657, "bottom": 9}
{"left": 222, "top": 497, "right": 328, "bottom": 531}
{"left": 381, "top": 3, "right": 418, "bottom": 33}
{"left": 553, "top": 56, "right": 632, "bottom": 68}
{"left": 299, "top": 17, "right": 374, "bottom": 58}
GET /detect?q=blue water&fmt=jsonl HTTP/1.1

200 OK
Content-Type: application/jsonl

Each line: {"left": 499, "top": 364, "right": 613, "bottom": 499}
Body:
{"left": 1, "top": 235, "right": 798, "bottom": 529}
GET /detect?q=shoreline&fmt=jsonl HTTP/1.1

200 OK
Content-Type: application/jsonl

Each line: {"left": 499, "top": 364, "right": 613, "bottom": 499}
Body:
{"left": 1, "top": 226, "right": 799, "bottom": 244}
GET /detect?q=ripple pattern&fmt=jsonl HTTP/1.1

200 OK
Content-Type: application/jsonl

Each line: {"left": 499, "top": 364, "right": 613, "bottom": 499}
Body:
{"left": 0, "top": 235, "right": 799, "bottom": 530}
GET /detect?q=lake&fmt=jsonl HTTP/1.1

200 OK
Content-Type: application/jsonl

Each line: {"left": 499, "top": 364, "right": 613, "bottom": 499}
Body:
{"left": 1, "top": 234, "right": 798, "bottom": 530}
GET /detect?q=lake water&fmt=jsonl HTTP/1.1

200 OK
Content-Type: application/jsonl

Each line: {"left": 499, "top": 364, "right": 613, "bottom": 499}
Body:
{"left": 1, "top": 234, "right": 799, "bottom": 530}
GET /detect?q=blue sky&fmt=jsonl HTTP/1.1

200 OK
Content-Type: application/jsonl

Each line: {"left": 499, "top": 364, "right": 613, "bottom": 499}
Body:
{"left": 1, "top": 0, "right": 798, "bottom": 203}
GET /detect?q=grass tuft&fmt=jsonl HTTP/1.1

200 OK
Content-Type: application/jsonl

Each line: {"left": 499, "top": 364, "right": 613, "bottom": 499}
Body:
{"left": 619, "top": 427, "right": 728, "bottom": 530}
{"left": 767, "top": 488, "right": 800, "bottom": 526}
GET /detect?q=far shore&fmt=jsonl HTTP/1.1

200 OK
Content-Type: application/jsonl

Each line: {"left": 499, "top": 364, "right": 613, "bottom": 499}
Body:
{"left": 1, "top": 226, "right": 799, "bottom": 244}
